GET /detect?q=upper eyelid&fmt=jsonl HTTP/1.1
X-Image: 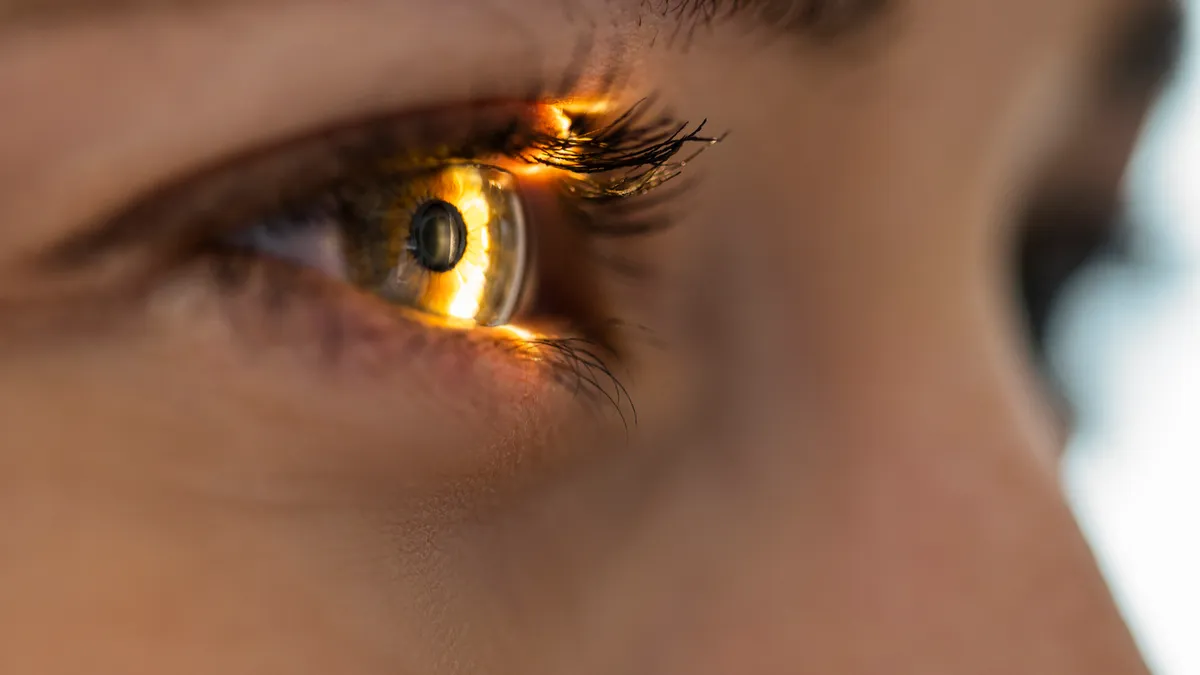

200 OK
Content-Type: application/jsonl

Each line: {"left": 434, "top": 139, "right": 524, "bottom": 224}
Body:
{"left": 37, "top": 103, "right": 547, "bottom": 276}
{"left": 0, "top": 1, "right": 616, "bottom": 251}
{"left": 39, "top": 89, "right": 725, "bottom": 277}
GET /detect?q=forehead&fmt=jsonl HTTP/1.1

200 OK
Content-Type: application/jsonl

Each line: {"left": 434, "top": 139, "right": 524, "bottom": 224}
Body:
{"left": 0, "top": 0, "right": 1179, "bottom": 80}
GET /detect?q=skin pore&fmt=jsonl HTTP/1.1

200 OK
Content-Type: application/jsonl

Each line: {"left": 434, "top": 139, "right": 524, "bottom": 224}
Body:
{"left": 0, "top": 0, "right": 1183, "bottom": 673}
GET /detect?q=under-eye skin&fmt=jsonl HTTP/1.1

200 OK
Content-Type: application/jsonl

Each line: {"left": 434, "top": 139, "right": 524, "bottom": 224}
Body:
{"left": 39, "top": 97, "right": 719, "bottom": 408}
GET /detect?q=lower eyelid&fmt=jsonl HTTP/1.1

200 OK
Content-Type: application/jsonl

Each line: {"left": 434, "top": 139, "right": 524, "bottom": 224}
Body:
{"left": 152, "top": 249, "right": 537, "bottom": 388}
{"left": 118, "top": 252, "right": 603, "bottom": 483}
{"left": 161, "top": 249, "right": 635, "bottom": 430}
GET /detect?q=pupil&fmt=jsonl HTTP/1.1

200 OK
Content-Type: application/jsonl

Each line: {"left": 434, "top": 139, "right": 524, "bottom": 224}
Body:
{"left": 409, "top": 200, "right": 468, "bottom": 273}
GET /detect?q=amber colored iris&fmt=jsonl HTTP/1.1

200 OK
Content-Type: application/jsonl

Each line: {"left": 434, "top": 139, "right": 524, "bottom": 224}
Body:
{"left": 342, "top": 164, "right": 528, "bottom": 327}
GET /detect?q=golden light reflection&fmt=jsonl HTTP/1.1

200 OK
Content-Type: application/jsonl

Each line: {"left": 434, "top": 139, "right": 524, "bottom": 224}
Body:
{"left": 548, "top": 99, "right": 611, "bottom": 138}
{"left": 515, "top": 100, "right": 611, "bottom": 176}
{"left": 422, "top": 166, "right": 492, "bottom": 321}
{"left": 548, "top": 106, "right": 573, "bottom": 138}
{"left": 514, "top": 163, "right": 550, "bottom": 177}
{"left": 556, "top": 99, "right": 612, "bottom": 118}
{"left": 496, "top": 324, "right": 539, "bottom": 341}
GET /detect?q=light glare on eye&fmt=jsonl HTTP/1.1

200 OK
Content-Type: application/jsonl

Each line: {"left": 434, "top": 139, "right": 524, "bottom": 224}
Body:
{"left": 496, "top": 324, "right": 538, "bottom": 341}
{"left": 434, "top": 167, "right": 493, "bottom": 321}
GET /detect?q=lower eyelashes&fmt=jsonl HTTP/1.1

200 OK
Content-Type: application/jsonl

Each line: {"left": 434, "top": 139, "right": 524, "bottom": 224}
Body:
{"left": 191, "top": 246, "right": 635, "bottom": 427}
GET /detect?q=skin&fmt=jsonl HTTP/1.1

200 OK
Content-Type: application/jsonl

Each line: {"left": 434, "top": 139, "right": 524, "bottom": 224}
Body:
{"left": 0, "top": 0, "right": 1177, "bottom": 673}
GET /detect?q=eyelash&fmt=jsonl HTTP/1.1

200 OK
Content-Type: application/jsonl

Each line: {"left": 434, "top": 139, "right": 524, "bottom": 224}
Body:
{"left": 524, "top": 100, "right": 717, "bottom": 188}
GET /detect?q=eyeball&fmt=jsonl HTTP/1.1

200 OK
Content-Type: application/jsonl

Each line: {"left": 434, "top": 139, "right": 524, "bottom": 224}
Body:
{"left": 235, "top": 164, "right": 530, "bottom": 327}
{"left": 347, "top": 165, "right": 529, "bottom": 326}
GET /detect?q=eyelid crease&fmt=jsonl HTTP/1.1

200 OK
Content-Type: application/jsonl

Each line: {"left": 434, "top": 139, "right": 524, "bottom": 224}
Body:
{"left": 38, "top": 93, "right": 721, "bottom": 275}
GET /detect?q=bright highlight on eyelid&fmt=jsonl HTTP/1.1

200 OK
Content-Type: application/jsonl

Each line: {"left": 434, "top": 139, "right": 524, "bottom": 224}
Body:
{"left": 548, "top": 99, "right": 612, "bottom": 138}
{"left": 557, "top": 99, "right": 613, "bottom": 117}
{"left": 549, "top": 108, "right": 574, "bottom": 139}
{"left": 516, "top": 100, "right": 612, "bottom": 176}
{"left": 497, "top": 324, "right": 539, "bottom": 341}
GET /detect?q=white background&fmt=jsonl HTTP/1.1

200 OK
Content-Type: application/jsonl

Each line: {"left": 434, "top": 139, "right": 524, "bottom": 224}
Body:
{"left": 1063, "top": 4, "right": 1200, "bottom": 672}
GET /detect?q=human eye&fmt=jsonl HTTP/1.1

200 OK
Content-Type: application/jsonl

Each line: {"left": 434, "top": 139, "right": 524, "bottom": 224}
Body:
{"left": 229, "top": 162, "right": 529, "bottom": 328}
{"left": 41, "top": 93, "right": 717, "bottom": 411}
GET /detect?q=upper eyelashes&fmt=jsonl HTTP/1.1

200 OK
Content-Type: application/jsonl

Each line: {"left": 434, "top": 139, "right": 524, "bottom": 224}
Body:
{"left": 212, "top": 99, "right": 720, "bottom": 334}
{"left": 523, "top": 99, "right": 719, "bottom": 185}
{"left": 40, "top": 98, "right": 717, "bottom": 275}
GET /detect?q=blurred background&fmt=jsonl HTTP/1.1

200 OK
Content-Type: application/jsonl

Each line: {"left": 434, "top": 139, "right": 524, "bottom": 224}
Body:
{"left": 1061, "top": 2, "right": 1200, "bottom": 672}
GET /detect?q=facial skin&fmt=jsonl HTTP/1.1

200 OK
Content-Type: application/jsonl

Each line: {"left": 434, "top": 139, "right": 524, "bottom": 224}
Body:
{"left": 0, "top": 0, "right": 1182, "bottom": 673}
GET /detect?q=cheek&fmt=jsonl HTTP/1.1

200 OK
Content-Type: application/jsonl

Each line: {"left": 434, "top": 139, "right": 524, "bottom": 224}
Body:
{"left": 0, "top": 292, "right": 615, "bottom": 511}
